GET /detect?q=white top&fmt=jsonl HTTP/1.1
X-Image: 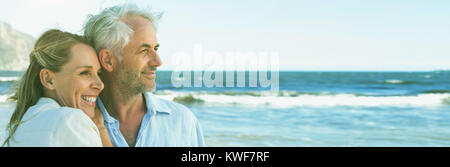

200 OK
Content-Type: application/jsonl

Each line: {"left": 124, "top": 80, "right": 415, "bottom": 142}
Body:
{"left": 7, "top": 97, "right": 102, "bottom": 147}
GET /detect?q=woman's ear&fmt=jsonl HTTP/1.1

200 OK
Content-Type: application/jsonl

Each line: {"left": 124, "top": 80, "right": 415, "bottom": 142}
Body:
{"left": 98, "top": 49, "right": 116, "bottom": 72}
{"left": 40, "top": 69, "right": 56, "bottom": 90}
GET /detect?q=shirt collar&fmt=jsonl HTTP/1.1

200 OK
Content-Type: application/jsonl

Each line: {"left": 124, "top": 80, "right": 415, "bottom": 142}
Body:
{"left": 37, "top": 97, "right": 61, "bottom": 107}
{"left": 96, "top": 97, "right": 117, "bottom": 124}
{"left": 97, "top": 92, "right": 172, "bottom": 124}
{"left": 144, "top": 92, "right": 171, "bottom": 115}
{"left": 28, "top": 97, "right": 62, "bottom": 116}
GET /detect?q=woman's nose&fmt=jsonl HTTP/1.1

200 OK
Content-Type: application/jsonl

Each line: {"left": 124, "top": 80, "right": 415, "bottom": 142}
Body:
{"left": 91, "top": 75, "right": 104, "bottom": 91}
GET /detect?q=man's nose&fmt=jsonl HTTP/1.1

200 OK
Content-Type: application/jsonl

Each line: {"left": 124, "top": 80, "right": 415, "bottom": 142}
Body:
{"left": 149, "top": 52, "right": 163, "bottom": 67}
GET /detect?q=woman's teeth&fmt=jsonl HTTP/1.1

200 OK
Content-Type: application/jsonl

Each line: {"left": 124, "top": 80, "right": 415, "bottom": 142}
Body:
{"left": 81, "top": 96, "right": 96, "bottom": 103}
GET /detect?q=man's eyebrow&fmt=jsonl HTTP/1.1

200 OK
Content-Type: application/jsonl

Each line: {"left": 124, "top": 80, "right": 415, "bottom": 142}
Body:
{"left": 140, "top": 43, "right": 151, "bottom": 48}
{"left": 140, "top": 43, "right": 160, "bottom": 48}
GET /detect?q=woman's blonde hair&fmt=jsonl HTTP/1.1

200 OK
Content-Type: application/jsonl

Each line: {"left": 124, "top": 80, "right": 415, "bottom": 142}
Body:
{"left": 2, "top": 29, "right": 93, "bottom": 146}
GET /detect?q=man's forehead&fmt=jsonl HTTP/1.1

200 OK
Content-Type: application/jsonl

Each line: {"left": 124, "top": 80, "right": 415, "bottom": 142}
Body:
{"left": 122, "top": 15, "right": 153, "bottom": 30}
{"left": 131, "top": 28, "right": 157, "bottom": 46}
{"left": 123, "top": 19, "right": 156, "bottom": 46}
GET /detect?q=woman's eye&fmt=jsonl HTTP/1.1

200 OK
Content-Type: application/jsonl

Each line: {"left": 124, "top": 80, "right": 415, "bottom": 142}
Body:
{"left": 80, "top": 71, "right": 89, "bottom": 75}
{"left": 155, "top": 47, "right": 159, "bottom": 51}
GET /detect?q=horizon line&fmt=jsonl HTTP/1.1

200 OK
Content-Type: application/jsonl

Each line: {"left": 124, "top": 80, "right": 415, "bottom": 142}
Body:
{"left": 1, "top": 69, "right": 449, "bottom": 73}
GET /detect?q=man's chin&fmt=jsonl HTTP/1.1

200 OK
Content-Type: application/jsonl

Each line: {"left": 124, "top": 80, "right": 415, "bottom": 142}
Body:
{"left": 145, "top": 85, "right": 156, "bottom": 92}
{"left": 142, "top": 80, "right": 156, "bottom": 90}
{"left": 139, "top": 82, "right": 156, "bottom": 93}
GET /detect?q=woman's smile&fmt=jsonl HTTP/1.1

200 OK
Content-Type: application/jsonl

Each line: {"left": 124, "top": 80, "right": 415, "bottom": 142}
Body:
{"left": 81, "top": 95, "right": 97, "bottom": 106}
{"left": 53, "top": 43, "right": 104, "bottom": 119}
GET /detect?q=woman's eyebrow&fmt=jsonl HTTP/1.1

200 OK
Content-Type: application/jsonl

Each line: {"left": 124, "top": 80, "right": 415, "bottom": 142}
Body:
{"left": 74, "top": 65, "right": 94, "bottom": 70}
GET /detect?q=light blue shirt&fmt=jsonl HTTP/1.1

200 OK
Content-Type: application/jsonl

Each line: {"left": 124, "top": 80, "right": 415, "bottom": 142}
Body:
{"left": 97, "top": 92, "right": 205, "bottom": 147}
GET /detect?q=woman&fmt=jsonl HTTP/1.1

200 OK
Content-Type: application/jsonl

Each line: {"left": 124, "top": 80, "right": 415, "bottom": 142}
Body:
{"left": 2, "top": 29, "right": 112, "bottom": 147}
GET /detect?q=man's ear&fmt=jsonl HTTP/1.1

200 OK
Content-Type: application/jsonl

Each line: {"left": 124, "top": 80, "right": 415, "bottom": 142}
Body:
{"left": 98, "top": 49, "right": 116, "bottom": 72}
{"left": 40, "top": 68, "right": 56, "bottom": 90}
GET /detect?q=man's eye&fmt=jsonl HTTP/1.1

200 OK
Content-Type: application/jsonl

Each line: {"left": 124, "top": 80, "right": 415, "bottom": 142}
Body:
{"left": 155, "top": 47, "right": 159, "bottom": 51}
{"left": 80, "top": 71, "right": 89, "bottom": 75}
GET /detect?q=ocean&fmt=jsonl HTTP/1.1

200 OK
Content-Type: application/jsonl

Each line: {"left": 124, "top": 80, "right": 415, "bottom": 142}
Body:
{"left": 1, "top": 70, "right": 449, "bottom": 146}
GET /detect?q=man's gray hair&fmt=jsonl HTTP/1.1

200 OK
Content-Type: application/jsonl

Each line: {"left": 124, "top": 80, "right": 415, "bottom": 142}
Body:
{"left": 83, "top": 4, "right": 162, "bottom": 61}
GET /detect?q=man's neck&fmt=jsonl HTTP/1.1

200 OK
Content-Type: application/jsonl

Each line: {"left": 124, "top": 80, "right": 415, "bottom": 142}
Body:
{"left": 99, "top": 83, "right": 147, "bottom": 122}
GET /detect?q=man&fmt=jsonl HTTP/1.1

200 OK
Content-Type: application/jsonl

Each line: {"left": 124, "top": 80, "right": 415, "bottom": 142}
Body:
{"left": 83, "top": 4, "right": 205, "bottom": 147}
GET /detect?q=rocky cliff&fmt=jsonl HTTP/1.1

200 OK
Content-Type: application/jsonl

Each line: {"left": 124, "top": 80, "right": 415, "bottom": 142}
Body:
{"left": 0, "top": 21, "right": 35, "bottom": 71}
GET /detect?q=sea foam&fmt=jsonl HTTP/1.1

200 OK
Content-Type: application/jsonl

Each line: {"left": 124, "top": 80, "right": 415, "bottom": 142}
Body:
{"left": 0, "top": 76, "right": 19, "bottom": 82}
{"left": 154, "top": 90, "right": 450, "bottom": 108}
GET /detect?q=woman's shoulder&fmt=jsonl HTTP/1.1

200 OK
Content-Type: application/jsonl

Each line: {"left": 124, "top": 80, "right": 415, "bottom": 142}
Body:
{"left": 10, "top": 98, "right": 101, "bottom": 146}
{"left": 24, "top": 97, "right": 86, "bottom": 119}
{"left": 19, "top": 101, "right": 94, "bottom": 132}
{"left": 31, "top": 106, "right": 91, "bottom": 126}
{"left": 33, "top": 106, "right": 87, "bottom": 120}
{"left": 22, "top": 99, "right": 91, "bottom": 128}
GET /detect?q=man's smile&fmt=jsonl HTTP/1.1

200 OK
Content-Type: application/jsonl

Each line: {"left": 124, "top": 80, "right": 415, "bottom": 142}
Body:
{"left": 141, "top": 71, "right": 156, "bottom": 79}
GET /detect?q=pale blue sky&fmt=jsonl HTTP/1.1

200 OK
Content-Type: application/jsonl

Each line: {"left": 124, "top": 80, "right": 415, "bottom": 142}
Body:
{"left": 0, "top": 0, "right": 449, "bottom": 71}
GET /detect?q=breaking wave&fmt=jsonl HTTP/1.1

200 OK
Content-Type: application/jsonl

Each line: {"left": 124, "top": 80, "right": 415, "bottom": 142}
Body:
{"left": 0, "top": 76, "right": 19, "bottom": 83}
{"left": 154, "top": 90, "right": 450, "bottom": 108}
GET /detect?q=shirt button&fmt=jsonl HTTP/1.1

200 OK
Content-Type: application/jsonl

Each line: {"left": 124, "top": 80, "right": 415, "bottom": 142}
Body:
{"left": 114, "top": 130, "right": 118, "bottom": 135}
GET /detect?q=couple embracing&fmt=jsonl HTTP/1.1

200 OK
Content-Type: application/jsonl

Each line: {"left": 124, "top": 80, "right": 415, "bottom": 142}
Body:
{"left": 3, "top": 4, "right": 205, "bottom": 147}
